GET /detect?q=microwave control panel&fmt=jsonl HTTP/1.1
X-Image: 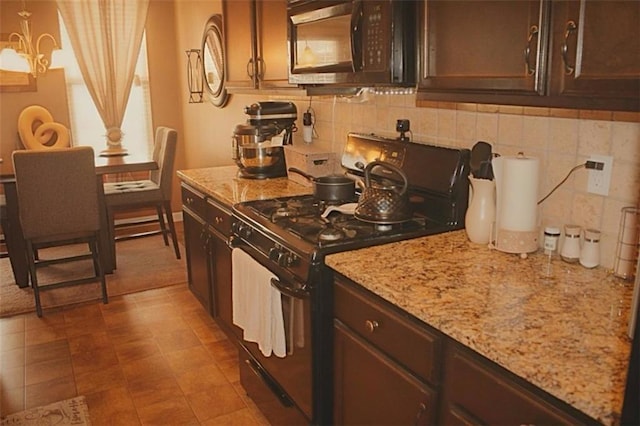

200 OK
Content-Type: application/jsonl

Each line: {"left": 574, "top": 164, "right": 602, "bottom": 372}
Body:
{"left": 362, "top": 2, "right": 390, "bottom": 71}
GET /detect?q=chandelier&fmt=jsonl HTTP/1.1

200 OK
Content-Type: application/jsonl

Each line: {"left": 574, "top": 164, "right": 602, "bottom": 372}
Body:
{"left": 0, "top": 3, "right": 63, "bottom": 77}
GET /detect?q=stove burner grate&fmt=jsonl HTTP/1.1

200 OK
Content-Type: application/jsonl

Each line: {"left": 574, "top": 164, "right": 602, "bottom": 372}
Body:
{"left": 241, "top": 195, "right": 435, "bottom": 248}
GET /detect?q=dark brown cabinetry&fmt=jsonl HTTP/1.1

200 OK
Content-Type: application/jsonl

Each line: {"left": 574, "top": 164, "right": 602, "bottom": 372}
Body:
{"left": 420, "top": 1, "right": 547, "bottom": 96}
{"left": 418, "top": 0, "right": 640, "bottom": 111}
{"left": 181, "top": 183, "right": 239, "bottom": 338}
{"left": 222, "top": 0, "right": 297, "bottom": 91}
{"left": 333, "top": 277, "right": 441, "bottom": 425}
{"left": 207, "top": 198, "right": 240, "bottom": 339}
{"left": 332, "top": 274, "right": 597, "bottom": 425}
{"left": 549, "top": 0, "right": 640, "bottom": 110}
{"left": 439, "top": 341, "right": 595, "bottom": 425}
{"left": 182, "top": 185, "right": 212, "bottom": 313}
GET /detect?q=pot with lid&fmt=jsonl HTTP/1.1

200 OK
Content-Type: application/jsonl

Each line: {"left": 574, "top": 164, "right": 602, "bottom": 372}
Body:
{"left": 355, "top": 161, "right": 412, "bottom": 224}
{"left": 232, "top": 101, "right": 297, "bottom": 179}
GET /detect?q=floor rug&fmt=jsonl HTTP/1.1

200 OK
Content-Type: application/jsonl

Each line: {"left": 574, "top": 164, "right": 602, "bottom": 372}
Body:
{"left": 1, "top": 396, "right": 90, "bottom": 425}
{"left": 0, "top": 235, "right": 187, "bottom": 317}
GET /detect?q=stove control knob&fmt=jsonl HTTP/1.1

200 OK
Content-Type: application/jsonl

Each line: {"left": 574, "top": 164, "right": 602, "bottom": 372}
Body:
{"left": 236, "top": 223, "right": 253, "bottom": 239}
{"left": 269, "top": 247, "right": 293, "bottom": 267}
{"left": 268, "top": 247, "right": 281, "bottom": 263}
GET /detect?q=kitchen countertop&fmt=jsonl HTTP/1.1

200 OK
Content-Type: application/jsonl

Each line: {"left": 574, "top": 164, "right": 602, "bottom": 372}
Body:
{"left": 325, "top": 230, "right": 633, "bottom": 426}
{"left": 177, "top": 166, "right": 633, "bottom": 425}
{"left": 177, "top": 166, "right": 311, "bottom": 206}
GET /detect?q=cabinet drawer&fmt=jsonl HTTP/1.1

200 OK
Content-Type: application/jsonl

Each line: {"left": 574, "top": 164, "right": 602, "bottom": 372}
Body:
{"left": 441, "top": 343, "right": 591, "bottom": 425}
{"left": 207, "top": 198, "right": 232, "bottom": 238}
{"left": 334, "top": 278, "right": 442, "bottom": 385}
{"left": 181, "top": 184, "right": 208, "bottom": 220}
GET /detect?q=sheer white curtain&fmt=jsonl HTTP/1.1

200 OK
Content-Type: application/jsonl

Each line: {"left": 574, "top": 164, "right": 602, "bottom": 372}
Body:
{"left": 57, "top": 0, "right": 149, "bottom": 156}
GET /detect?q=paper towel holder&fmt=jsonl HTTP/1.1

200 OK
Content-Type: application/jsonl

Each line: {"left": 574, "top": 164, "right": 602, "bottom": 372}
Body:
{"left": 491, "top": 152, "right": 540, "bottom": 258}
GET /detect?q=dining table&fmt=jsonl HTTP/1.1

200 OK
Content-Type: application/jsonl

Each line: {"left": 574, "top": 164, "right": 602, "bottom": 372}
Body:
{"left": 0, "top": 153, "right": 158, "bottom": 288}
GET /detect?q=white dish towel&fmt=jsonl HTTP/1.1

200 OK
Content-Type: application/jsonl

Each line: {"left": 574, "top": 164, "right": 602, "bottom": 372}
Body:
{"left": 232, "top": 248, "right": 286, "bottom": 358}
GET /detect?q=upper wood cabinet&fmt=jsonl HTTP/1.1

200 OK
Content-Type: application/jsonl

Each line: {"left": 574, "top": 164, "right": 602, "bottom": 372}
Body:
{"left": 548, "top": 0, "right": 640, "bottom": 110}
{"left": 418, "top": 0, "right": 640, "bottom": 111}
{"left": 222, "top": 0, "right": 298, "bottom": 92}
{"left": 420, "top": 1, "right": 547, "bottom": 96}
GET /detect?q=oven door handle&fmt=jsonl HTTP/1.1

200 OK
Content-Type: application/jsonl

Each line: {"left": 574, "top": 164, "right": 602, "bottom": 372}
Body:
{"left": 270, "top": 277, "right": 309, "bottom": 300}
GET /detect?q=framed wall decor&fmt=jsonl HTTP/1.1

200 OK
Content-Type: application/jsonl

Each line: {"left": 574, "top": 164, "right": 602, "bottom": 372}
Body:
{"left": 201, "top": 14, "right": 229, "bottom": 107}
{"left": 0, "top": 35, "right": 37, "bottom": 93}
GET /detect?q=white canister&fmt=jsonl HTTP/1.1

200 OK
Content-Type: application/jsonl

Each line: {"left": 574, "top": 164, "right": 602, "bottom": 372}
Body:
{"left": 560, "top": 224, "right": 581, "bottom": 263}
{"left": 580, "top": 228, "right": 601, "bottom": 268}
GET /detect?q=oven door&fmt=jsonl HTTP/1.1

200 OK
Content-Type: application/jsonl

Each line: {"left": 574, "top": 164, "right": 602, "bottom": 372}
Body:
{"left": 289, "top": 1, "right": 362, "bottom": 76}
{"left": 232, "top": 245, "right": 313, "bottom": 422}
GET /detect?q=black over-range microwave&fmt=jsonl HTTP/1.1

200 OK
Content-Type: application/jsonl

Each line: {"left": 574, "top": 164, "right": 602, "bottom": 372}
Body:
{"left": 287, "top": 0, "right": 417, "bottom": 87}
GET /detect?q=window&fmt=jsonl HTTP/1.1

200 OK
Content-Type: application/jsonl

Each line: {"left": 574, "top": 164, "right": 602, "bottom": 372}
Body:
{"left": 58, "top": 12, "right": 153, "bottom": 158}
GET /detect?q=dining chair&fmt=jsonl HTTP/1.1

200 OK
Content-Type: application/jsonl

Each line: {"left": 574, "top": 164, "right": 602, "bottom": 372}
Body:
{"left": 12, "top": 146, "right": 108, "bottom": 317}
{"left": 104, "top": 126, "right": 181, "bottom": 267}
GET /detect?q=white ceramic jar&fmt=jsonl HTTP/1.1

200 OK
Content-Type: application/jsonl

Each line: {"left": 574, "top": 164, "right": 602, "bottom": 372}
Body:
{"left": 560, "top": 224, "right": 581, "bottom": 263}
{"left": 580, "top": 228, "right": 601, "bottom": 268}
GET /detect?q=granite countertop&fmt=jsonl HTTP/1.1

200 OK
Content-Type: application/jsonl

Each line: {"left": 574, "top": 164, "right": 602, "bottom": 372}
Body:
{"left": 177, "top": 166, "right": 311, "bottom": 206}
{"left": 177, "top": 166, "right": 633, "bottom": 425}
{"left": 325, "top": 230, "right": 634, "bottom": 425}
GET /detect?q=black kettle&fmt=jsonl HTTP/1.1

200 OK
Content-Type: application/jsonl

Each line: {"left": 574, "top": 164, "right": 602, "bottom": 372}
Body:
{"left": 355, "top": 161, "right": 412, "bottom": 224}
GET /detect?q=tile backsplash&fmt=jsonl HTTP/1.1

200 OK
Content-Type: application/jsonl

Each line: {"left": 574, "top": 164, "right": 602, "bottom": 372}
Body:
{"left": 280, "top": 92, "right": 640, "bottom": 270}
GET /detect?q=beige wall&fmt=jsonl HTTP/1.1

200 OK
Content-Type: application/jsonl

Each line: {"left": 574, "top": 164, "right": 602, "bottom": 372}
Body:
{"left": 2, "top": 0, "right": 638, "bottom": 270}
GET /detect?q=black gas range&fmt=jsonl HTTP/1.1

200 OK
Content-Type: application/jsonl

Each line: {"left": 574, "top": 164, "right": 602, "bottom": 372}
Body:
{"left": 230, "top": 133, "right": 470, "bottom": 425}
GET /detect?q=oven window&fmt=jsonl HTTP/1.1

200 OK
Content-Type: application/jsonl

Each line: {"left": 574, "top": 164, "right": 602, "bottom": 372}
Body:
{"left": 293, "top": 15, "right": 353, "bottom": 70}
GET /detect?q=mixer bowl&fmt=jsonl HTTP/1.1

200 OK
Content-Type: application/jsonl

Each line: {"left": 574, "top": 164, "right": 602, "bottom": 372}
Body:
{"left": 237, "top": 143, "right": 284, "bottom": 169}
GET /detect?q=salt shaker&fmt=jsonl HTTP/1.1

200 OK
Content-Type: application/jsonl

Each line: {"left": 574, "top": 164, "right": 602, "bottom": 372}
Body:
{"left": 560, "top": 224, "right": 581, "bottom": 263}
{"left": 579, "top": 228, "right": 601, "bottom": 268}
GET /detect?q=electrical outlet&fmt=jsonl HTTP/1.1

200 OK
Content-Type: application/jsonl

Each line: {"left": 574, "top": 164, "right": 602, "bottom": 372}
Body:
{"left": 587, "top": 155, "right": 613, "bottom": 196}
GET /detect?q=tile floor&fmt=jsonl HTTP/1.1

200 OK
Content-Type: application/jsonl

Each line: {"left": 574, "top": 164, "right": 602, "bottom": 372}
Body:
{"left": 0, "top": 283, "right": 270, "bottom": 425}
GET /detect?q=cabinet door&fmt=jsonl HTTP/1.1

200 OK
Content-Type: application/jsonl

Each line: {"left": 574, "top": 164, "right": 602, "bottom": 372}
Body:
{"left": 222, "top": 0, "right": 256, "bottom": 90}
{"left": 255, "top": 0, "right": 297, "bottom": 89}
{"left": 333, "top": 320, "right": 437, "bottom": 426}
{"left": 183, "top": 208, "right": 212, "bottom": 314}
{"left": 420, "top": 0, "right": 548, "bottom": 96}
{"left": 549, "top": 0, "right": 640, "bottom": 111}
{"left": 210, "top": 233, "right": 242, "bottom": 340}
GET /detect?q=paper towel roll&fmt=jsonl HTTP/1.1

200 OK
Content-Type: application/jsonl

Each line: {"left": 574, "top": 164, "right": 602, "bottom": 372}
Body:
{"left": 495, "top": 154, "right": 539, "bottom": 232}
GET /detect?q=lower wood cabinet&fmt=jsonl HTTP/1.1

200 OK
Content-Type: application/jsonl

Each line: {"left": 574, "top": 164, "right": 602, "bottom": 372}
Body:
{"left": 333, "top": 277, "right": 440, "bottom": 425}
{"left": 209, "top": 226, "right": 241, "bottom": 339}
{"left": 181, "top": 183, "right": 240, "bottom": 339}
{"left": 182, "top": 185, "right": 212, "bottom": 313}
{"left": 333, "top": 320, "right": 437, "bottom": 425}
{"left": 439, "top": 341, "right": 596, "bottom": 426}
{"left": 332, "top": 274, "right": 598, "bottom": 425}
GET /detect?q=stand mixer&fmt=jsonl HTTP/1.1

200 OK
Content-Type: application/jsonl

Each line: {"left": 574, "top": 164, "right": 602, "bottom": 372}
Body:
{"left": 232, "top": 101, "right": 297, "bottom": 179}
